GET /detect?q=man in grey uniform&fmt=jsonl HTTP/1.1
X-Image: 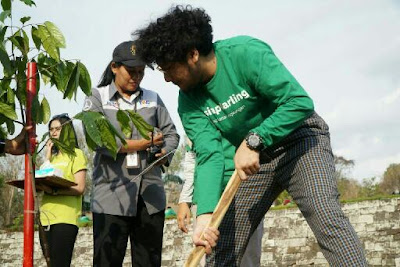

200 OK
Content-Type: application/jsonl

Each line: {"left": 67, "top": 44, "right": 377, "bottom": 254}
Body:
{"left": 83, "top": 41, "right": 180, "bottom": 267}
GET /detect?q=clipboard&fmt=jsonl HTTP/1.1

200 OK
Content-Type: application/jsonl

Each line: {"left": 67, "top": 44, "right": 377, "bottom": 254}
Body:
{"left": 7, "top": 176, "right": 77, "bottom": 190}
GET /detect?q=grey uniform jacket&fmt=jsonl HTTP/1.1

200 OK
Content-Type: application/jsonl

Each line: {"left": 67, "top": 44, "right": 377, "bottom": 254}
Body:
{"left": 83, "top": 82, "right": 180, "bottom": 216}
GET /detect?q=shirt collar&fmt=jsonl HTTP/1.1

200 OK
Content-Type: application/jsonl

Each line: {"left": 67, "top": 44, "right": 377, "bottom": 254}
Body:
{"left": 108, "top": 81, "right": 118, "bottom": 100}
{"left": 109, "top": 81, "right": 142, "bottom": 102}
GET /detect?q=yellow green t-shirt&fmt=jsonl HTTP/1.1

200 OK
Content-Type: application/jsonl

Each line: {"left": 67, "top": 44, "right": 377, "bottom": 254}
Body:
{"left": 40, "top": 148, "right": 88, "bottom": 226}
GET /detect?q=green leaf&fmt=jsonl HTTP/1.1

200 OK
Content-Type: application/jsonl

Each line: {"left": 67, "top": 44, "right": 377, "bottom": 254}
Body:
{"left": 97, "top": 118, "right": 118, "bottom": 159}
{"left": 104, "top": 117, "right": 127, "bottom": 144}
{"left": 37, "top": 52, "right": 45, "bottom": 64}
{"left": 5, "top": 118, "right": 14, "bottom": 135}
{"left": 15, "top": 29, "right": 30, "bottom": 56}
{"left": 41, "top": 73, "right": 51, "bottom": 84}
{"left": 74, "top": 111, "right": 126, "bottom": 159}
{"left": 0, "top": 25, "right": 7, "bottom": 43}
{"left": 77, "top": 62, "right": 91, "bottom": 96}
{"left": 37, "top": 54, "right": 56, "bottom": 85}
{"left": 22, "top": 29, "right": 29, "bottom": 48}
{"left": 19, "top": 0, "right": 36, "bottom": 7}
{"left": 15, "top": 57, "right": 27, "bottom": 105}
{"left": 64, "top": 63, "right": 79, "bottom": 100}
{"left": 0, "top": 102, "right": 17, "bottom": 120}
{"left": 41, "top": 97, "right": 50, "bottom": 124}
{"left": 36, "top": 131, "right": 49, "bottom": 149}
{"left": 7, "top": 86, "right": 14, "bottom": 104}
{"left": 1, "top": 0, "right": 11, "bottom": 11}
{"left": 83, "top": 130, "right": 97, "bottom": 151}
{"left": 64, "top": 61, "right": 75, "bottom": 82}
{"left": 44, "top": 21, "right": 66, "bottom": 48}
{"left": 31, "top": 95, "right": 42, "bottom": 123}
{"left": 52, "top": 61, "right": 66, "bottom": 90}
{"left": 74, "top": 111, "right": 103, "bottom": 147}
{"left": 9, "top": 35, "right": 29, "bottom": 56}
{"left": 116, "top": 110, "right": 131, "bottom": 138}
{"left": 0, "top": 45, "right": 12, "bottom": 76}
{"left": 35, "top": 71, "right": 41, "bottom": 92}
{"left": 31, "top": 26, "right": 41, "bottom": 49}
{"left": 9, "top": 35, "right": 23, "bottom": 48}
{"left": 59, "top": 120, "right": 77, "bottom": 149}
{"left": 51, "top": 137, "right": 76, "bottom": 158}
{"left": 37, "top": 25, "right": 60, "bottom": 61}
{"left": 20, "top": 16, "right": 31, "bottom": 24}
{"left": 0, "top": 79, "right": 11, "bottom": 97}
{"left": 0, "top": 10, "right": 10, "bottom": 23}
{"left": 126, "top": 110, "right": 153, "bottom": 140}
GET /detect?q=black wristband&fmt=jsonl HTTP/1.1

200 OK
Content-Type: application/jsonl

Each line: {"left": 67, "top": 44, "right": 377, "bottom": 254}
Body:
{"left": 0, "top": 139, "right": 5, "bottom": 154}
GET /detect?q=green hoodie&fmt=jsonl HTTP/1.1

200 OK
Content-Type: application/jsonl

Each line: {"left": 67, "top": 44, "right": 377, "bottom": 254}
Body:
{"left": 178, "top": 36, "right": 314, "bottom": 215}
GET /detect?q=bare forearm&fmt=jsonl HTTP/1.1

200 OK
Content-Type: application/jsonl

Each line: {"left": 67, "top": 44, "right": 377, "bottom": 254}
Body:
{"left": 119, "top": 139, "right": 151, "bottom": 153}
{"left": 4, "top": 139, "right": 14, "bottom": 154}
{"left": 4, "top": 139, "right": 23, "bottom": 155}
{"left": 55, "top": 170, "right": 86, "bottom": 196}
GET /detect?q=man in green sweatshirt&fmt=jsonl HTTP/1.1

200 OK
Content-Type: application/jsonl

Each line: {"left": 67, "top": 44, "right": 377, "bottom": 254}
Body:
{"left": 135, "top": 5, "right": 367, "bottom": 266}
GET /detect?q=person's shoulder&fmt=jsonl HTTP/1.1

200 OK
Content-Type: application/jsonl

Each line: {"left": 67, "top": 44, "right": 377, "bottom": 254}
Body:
{"left": 86, "top": 86, "right": 103, "bottom": 100}
{"left": 140, "top": 87, "right": 160, "bottom": 104}
{"left": 215, "top": 35, "right": 258, "bottom": 46}
{"left": 73, "top": 148, "right": 87, "bottom": 160}
{"left": 215, "top": 36, "right": 271, "bottom": 51}
{"left": 140, "top": 87, "right": 158, "bottom": 97}
{"left": 73, "top": 148, "right": 84, "bottom": 155}
{"left": 91, "top": 86, "right": 104, "bottom": 94}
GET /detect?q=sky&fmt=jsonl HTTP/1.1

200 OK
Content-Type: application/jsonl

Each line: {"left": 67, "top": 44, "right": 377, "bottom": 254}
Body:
{"left": 11, "top": 0, "right": 400, "bottom": 181}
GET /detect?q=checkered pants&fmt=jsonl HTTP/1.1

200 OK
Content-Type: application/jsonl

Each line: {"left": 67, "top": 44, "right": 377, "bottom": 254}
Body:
{"left": 206, "top": 113, "right": 367, "bottom": 266}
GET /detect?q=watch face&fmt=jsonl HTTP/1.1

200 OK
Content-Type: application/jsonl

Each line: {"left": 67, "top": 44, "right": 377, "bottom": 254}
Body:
{"left": 248, "top": 134, "right": 261, "bottom": 147}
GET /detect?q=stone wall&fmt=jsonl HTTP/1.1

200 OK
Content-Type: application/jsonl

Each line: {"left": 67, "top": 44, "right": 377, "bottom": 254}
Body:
{"left": 0, "top": 198, "right": 399, "bottom": 266}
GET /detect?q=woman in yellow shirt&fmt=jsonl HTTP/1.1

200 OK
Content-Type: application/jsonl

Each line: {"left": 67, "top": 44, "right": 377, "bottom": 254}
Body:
{"left": 37, "top": 114, "right": 88, "bottom": 267}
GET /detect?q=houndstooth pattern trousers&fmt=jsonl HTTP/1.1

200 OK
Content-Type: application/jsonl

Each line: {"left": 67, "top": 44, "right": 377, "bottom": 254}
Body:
{"left": 206, "top": 112, "right": 367, "bottom": 266}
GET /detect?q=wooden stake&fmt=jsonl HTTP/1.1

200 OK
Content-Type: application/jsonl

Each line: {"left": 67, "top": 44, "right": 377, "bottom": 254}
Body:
{"left": 184, "top": 170, "right": 241, "bottom": 267}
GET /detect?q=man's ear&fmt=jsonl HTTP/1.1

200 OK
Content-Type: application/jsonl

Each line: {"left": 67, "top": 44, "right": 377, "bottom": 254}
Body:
{"left": 187, "top": 49, "right": 200, "bottom": 64}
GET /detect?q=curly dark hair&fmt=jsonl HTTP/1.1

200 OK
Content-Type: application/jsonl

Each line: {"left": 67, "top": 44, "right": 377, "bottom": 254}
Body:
{"left": 134, "top": 5, "right": 213, "bottom": 64}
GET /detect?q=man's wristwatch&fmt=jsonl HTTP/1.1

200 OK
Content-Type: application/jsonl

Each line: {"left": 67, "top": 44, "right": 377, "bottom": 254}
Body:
{"left": 245, "top": 132, "right": 264, "bottom": 151}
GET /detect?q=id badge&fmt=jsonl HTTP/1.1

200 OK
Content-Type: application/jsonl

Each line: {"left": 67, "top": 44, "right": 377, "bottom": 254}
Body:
{"left": 126, "top": 152, "right": 140, "bottom": 168}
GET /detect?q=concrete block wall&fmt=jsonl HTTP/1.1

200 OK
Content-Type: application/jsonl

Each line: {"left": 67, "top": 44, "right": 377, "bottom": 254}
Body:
{"left": 0, "top": 197, "right": 399, "bottom": 266}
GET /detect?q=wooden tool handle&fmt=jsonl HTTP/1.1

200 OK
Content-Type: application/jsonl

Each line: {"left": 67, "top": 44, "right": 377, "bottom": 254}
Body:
{"left": 184, "top": 170, "right": 242, "bottom": 267}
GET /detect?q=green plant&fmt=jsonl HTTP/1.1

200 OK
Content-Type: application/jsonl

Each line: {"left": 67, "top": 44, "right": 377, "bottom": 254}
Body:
{"left": 1, "top": 0, "right": 91, "bottom": 129}
{"left": 0, "top": 0, "right": 153, "bottom": 160}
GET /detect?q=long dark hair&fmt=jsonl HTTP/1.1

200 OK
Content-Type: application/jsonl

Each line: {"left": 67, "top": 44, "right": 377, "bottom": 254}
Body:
{"left": 48, "top": 114, "right": 79, "bottom": 149}
{"left": 97, "top": 61, "right": 122, "bottom": 87}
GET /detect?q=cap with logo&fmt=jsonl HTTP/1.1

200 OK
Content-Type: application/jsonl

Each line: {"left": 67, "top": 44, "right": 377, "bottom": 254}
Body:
{"left": 112, "top": 41, "right": 153, "bottom": 69}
